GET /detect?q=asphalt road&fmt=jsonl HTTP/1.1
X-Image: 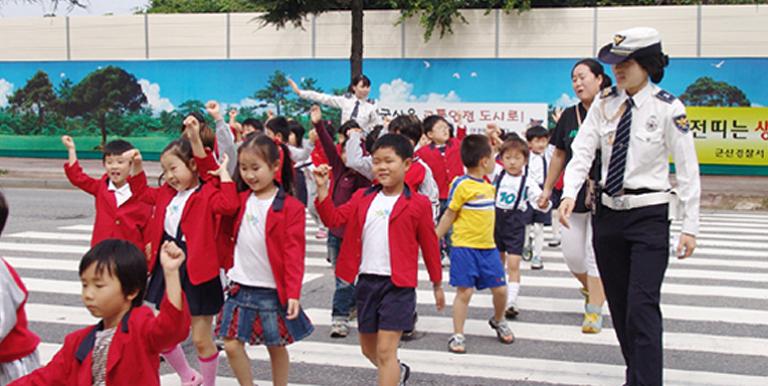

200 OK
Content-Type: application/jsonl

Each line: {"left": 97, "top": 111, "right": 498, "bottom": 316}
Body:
{"left": 1, "top": 187, "right": 767, "bottom": 385}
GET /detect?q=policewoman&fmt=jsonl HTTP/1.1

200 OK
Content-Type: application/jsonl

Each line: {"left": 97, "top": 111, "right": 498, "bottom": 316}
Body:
{"left": 559, "top": 27, "right": 700, "bottom": 385}
{"left": 289, "top": 74, "right": 381, "bottom": 134}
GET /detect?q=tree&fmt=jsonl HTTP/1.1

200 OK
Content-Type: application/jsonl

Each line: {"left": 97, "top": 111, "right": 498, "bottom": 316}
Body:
{"left": 177, "top": 99, "right": 206, "bottom": 117}
{"left": 142, "top": 0, "right": 261, "bottom": 13}
{"left": 8, "top": 70, "right": 60, "bottom": 125}
{"left": 680, "top": 76, "right": 750, "bottom": 107}
{"left": 0, "top": 1, "right": 86, "bottom": 15}
{"left": 285, "top": 77, "right": 323, "bottom": 115}
{"left": 66, "top": 66, "right": 147, "bottom": 148}
{"left": 254, "top": 70, "right": 290, "bottom": 116}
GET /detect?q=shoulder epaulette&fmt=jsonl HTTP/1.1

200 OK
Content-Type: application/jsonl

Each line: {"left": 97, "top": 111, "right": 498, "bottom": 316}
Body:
{"left": 343, "top": 92, "right": 353, "bottom": 99}
{"left": 600, "top": 86, "right": 618, "bottom": 99}
{"left": 655, "top": 90, "right": 677, "bottom": 104}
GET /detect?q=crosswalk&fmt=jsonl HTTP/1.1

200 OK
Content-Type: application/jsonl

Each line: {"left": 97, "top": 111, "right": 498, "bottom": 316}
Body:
{"left": 2, "top": 211, "right": 767, "bottom": 385}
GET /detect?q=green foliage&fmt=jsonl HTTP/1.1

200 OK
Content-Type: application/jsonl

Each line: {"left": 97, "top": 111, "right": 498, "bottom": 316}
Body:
{"left": 680, "top": 76, "right": 751, "bottom": 107}
{"left": 254, "top": 70, "right": 290, "bottom": 115}
{"left": 8, "top": 70, "right": 60, "bottom": 125}
{"left": 142, "top": 0, "right": 262, "bottom": 13}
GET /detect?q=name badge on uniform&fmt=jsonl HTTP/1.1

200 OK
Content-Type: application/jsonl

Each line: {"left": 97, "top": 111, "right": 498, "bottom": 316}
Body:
{"left": 646, "top": 115, "right": 659, "bottom": 132}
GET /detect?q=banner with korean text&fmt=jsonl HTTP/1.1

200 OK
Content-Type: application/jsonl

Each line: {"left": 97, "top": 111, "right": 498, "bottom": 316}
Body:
{"left": 688, "top": 107, "right": 768, "bottom": 166}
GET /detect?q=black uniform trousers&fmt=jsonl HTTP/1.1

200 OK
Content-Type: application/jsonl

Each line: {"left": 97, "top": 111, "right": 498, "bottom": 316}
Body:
{"left": 593, "top": 202, "right": 670, "bottom": 386}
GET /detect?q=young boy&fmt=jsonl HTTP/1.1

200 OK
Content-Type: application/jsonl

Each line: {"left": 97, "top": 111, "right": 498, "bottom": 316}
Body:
{"left": 0, "top": 192, "right": 41, "bottom": 384}
{"left": 416, "top": 115, "right": 465, "bottom": 265}
{"left": 492, "top": 136, "right": 551, "bottom": 319}
{"left": 11, "top": 239, "right": 190, "bottom": 386}
{"left": 314, "top": 134, "right": 445, "bottom": 386}
{"left": 61, "top": 136, "right": 152, "bottom": 251}
{"left": 436, "top": 134, "right": 515, "bottom": 354}
{"left": 524, "top": 126, "right": 553, "bottom": 269}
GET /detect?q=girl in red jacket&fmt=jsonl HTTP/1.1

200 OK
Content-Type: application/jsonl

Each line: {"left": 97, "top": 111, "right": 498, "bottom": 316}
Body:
{"left": 214, "top": 134, "right": 314, "bottom": 386}
{"left": 138, "top": 128, "right": 239, "bottom": 386}
{"left": 0, "top": 192, "right": 41, "bottom": 384}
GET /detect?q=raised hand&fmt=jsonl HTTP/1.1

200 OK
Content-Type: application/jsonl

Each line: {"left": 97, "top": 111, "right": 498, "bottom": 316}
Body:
{"left": 312, "top": 164, "right": 332, "bottom": 189}
{"left": 159, "top": 240, "right": 185, "bottom": 272}
{"left": 205, "top": 100, "right": 222, "bottom": 121}
{"left": 310, "top": 104, "right": 322, "bottom": 124}
{"left": 207, "top": 153, "right": 232, "bottom": 182}
{"left": 61, "top": 135, "right": 75, "bottom": 150}
{"left": 287, "top": 78, "right": 301, "bottom": 95}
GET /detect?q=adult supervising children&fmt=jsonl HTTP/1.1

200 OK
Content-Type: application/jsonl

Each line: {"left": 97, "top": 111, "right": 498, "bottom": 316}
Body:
{"left": 559, "top": 27, "right": 700, "bottom": 386}
{"left": 289, "top": 75, "right": 381, "bottom": 134}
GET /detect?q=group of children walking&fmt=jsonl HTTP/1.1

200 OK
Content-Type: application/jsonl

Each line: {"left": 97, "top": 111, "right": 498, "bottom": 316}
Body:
{"left": 1, "top": 78, "right": 576, "bottom": 386}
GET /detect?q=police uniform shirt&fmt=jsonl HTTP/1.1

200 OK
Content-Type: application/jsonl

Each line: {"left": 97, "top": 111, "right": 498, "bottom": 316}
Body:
{"left": 563, "top": 82, "right": 701, "bottom": 235}
{"left": 300, "top": 90, "right": 381, "bottom": 134}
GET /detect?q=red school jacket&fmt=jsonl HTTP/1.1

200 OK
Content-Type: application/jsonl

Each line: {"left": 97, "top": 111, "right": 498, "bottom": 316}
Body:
{"left": 63, "top": 162, "right": 152, "bottom": 250}
{"left": 219, "top": 188, "right": 306, "bottom": 306}
{"left": 315, "top": 185, "right": 442, "bottom": 287}
{"left": 10, "top": 296, "right": 190, "bottom": 386}
{"left": 137, "top": 154, "right": 239, "bottom": 285}
{"left": 0, "top": 259, "right": 40, "bottom": 363}
{"left": 416, "top": 138, "right": 464, "bottom": 200}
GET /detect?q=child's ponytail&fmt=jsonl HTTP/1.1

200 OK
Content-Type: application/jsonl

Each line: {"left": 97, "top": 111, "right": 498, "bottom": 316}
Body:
{"left": 235, "top": 134, "right": 294, "bottom": 195}
{"left": 276, "top": 142, "right": 294, "bottom": 196}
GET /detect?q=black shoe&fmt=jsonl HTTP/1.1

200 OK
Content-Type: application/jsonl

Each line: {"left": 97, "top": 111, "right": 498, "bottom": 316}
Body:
{"left": 399, "top": 362, "right": 411, "bottom": 385}
{"left": 504, "top": 305, "right": 519, "bottom": 320}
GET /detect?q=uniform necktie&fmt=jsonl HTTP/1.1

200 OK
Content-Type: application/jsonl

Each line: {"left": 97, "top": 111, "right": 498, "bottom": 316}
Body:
{"left": 604, "top": 98, "right": 634, "bottom": 197}
{"left": 350, "top": 100, "right": 360, "bottom": 119}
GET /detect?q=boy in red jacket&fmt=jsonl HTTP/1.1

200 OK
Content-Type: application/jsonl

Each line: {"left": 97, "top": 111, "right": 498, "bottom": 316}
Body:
{"left": 11, "top": 239, "right": 190, "bottom": 386}
{"left": 61, "top": 136, "right": 152, "bottom": 250}
{"left": 314, "top": 134, "right": 445, "bottom": 386}
{"left": 0, "top": 192, "right": 41, "bottom": 384}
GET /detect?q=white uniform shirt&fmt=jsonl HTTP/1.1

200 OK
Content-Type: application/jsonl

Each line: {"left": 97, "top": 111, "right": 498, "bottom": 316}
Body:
{"left": 107, "top": 180, "right": 132, "bottom": 208}
{"left": 300, "top": 90, "right": 381, "bottom": 134}
{"left": 164, "top": 186, "right": 197, "bottom": 237}
{"left": 563, "top": 83, "right": 701, "bottom": 235}
{"left": 527, "top": 151, "right": 550, "bottom": 187}
{"left": 228, "top": 193, "right": 277, "bottom": 288}
{"left": 360, "top": 192, "right": 400, "bottom": 276}
{"left": 492, "top": 168, "right": 549, "bottom": 212}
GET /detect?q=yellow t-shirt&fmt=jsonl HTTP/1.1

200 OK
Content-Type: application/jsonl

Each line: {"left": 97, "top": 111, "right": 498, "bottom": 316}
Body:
{"left": 448, "top": 176, "right": 496, "bottom": 249}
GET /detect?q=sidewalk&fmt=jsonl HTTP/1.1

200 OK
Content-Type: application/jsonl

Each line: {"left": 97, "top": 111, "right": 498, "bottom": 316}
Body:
{"left": 1, "top": 156, "right": 767, "bottom": 210}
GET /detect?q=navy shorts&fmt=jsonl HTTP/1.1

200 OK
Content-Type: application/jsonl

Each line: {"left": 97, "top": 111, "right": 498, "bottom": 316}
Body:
{"left": 531, "top": 208, "right": 552, "bottom": 225}
{"left": 495, "top": 208, "right": 531, "bottom": 255}
{"left": 216, "top": 284, "right": 314, "bottom": 347}
{"left": 449, "top": 247, "right": 506, "bottom": 290}
{"left": 145, "top": 257, "right": 224, "bottom": 316}
{"left": 355, "top": 274, "right": 416, "bottom": 333}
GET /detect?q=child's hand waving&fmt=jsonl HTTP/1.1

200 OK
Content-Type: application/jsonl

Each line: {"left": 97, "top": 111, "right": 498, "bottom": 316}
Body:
{"left": 183, "top": 115, "right": 201, "bottom": 139}
{"left": 160, "top": 240, "right": 185, "bottom": 272}
{"left": 286, "top": 299, "right": 300, "bottom": 320}
{"left": 312, "top": 164, "right": 331, "bottom": 188}
{"left": 310, "top": 104, "right": 322, "bottom": 124}
{"left": 207, "top": 153, "right": 232, "bottom": 182}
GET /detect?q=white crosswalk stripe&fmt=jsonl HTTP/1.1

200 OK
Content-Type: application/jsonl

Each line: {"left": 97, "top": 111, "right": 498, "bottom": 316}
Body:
{"left": 2, "top": 212, "right": 767, "bottom": 385}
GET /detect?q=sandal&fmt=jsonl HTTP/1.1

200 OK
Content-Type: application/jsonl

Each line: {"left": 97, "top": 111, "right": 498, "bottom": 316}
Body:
{"left": 488, "top": 318, "right": 515, "bottom": 344}
{"left": 447, "top": 333, "right": 466, "bottom": 354}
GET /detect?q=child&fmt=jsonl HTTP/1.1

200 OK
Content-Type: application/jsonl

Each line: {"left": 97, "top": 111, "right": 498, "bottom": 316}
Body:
{"left": 525, "top": 125, "right": 553, "bottom": 270}
{"left": 0, "top": 192, "right": 41, "bottom": 384}
{"left": 310, "top": 105, "right": 371, "bottom": 338}
{"left": 492, "top": 136, "right": 551, "bottom": 319}
{"left": 313, "top": 134, "right": 445, "bottom": 386}
{"left": 416, "top": 115, "right": 465, "bottom": 264}
{"left": 138, "top": 121, "right": 239, "bottom": 386}
{"left": 214, "top": 134, "right": 314, "bottom": 386}
{"left": 436, "top": 134, "right": 515, "bottom": 354}
{"left": 61, "top": 136, "right": 152, "bottom": 250}
{"left": 11, "top": 239, "right": 191, "bottom": 386}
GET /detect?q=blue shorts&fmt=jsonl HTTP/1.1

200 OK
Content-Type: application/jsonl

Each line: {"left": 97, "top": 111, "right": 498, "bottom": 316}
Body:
{"left": 449, "top": 247, "right": 506, "bottom": 290}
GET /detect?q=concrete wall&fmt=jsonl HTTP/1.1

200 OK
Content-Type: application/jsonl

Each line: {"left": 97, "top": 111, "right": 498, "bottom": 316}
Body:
{"left": 0, "top": 5, "right": 765, "bottom": 61}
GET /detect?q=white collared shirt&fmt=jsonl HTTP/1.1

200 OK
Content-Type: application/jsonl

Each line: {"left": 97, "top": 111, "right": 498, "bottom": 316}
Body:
{"left": 563, "top": 82, "right": 701, "bottom": 235}
{"left": 107, "top": 180, "right": 132, "bottom": 208}
{"left": 299, "top": 90, "right": 381, "bottom": 134}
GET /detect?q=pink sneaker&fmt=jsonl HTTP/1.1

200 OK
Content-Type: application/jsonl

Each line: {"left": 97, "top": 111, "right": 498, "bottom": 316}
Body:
{"left": 182, "top": 370, "right": 203, "bottom": 386}
{"left": 315, "top": 229, "right": 328, "bottom": 239}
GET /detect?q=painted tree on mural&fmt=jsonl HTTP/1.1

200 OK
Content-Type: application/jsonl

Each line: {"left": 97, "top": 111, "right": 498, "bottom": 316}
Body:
{"left": 680, "top": 76, "right": 750, "bottom": 107}
{"left": 66, "top": 66, "right": 147, "bottom": 148}
{"left": 254, "top": 70, "right": 291, "bottom": 116}
{"left": 8, "top": 71, "right": 59, "bottom": 126}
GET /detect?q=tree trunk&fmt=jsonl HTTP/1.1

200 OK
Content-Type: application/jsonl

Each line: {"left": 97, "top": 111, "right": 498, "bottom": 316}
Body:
{"left": 99, "top": 114, "right": 107, "bottom": 149}
{"left": 350, "top": 0, "right": 364, "bottom": 80}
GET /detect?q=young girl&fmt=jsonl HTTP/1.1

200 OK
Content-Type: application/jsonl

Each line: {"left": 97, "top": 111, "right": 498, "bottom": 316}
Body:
{"left": 137, "top": 125, "right": 239, "bottom": 386}
{"left": 215, "top": 134, "right": 314, "bottom": 386}
{"left": 1, "top": 192, "right": 41, "bottom": 384}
